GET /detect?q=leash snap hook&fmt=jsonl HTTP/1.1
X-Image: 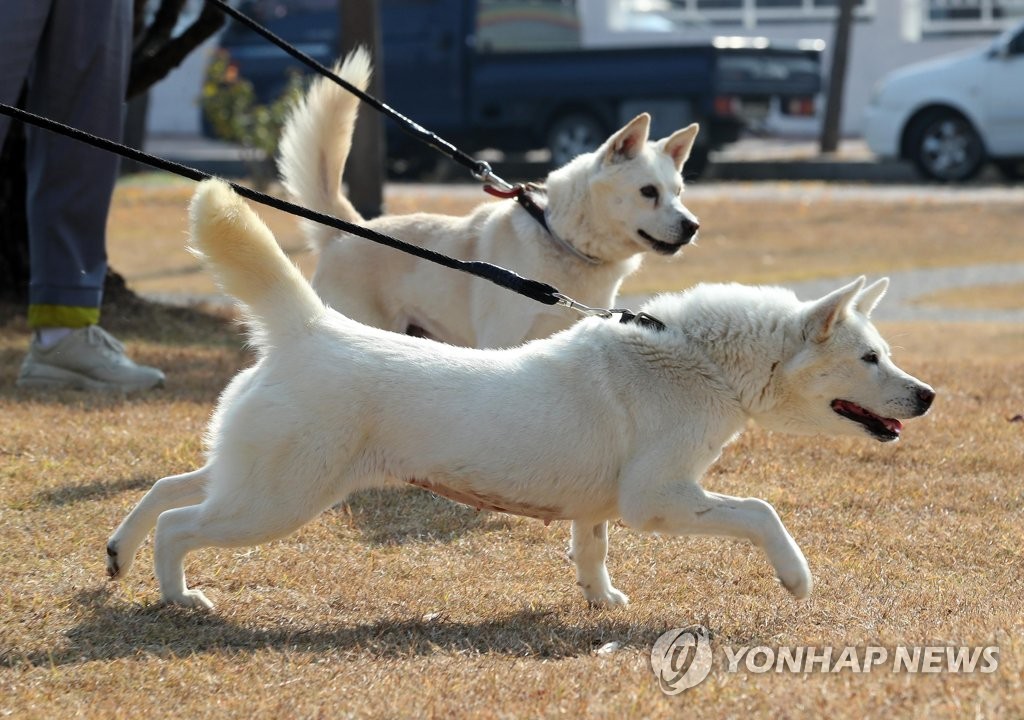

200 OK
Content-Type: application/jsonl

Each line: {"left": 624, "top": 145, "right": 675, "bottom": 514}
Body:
{"left": 553, "top": 294, "right": 613, "bottom": 320}
{"left": 474, "top": 161, "right": 516, "bottom": 194}
{"left": 614, "top": 310, "right": 667, "bottom": 332}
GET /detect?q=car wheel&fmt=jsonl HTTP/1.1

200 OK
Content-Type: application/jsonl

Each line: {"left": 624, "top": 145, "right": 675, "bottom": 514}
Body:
{"left": 906, "top": 110, "right": 986, "bottom": 182}
{"left": 547, "top": 113, "right": 607, "bottom": 168}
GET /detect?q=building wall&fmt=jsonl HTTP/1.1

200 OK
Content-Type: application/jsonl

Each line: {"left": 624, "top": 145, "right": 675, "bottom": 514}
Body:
{"left": 147, "top": 37, "right": 219, "bottom": 135}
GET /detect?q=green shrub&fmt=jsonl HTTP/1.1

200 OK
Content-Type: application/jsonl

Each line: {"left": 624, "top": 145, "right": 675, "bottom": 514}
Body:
{"left": 200, "top": 49, "right": 304, "bottom": 186}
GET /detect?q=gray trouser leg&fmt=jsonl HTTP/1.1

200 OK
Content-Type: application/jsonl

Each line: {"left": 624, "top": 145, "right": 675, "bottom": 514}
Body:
{"left": 0, "top": 0, "right": 131, "bottom": 315}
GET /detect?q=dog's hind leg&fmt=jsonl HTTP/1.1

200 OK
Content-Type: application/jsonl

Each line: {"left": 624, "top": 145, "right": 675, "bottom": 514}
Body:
{"left": 151, "top": 486, "right": 338, "bottom": 610}
{"left": 571, "top": 520, "right": 629, "bottom": 607}
{"left": 106, "top": 466, "right": 209, "bottom": 581}
{"left": 623, "top": 485, "right": 812, "bottom": 599}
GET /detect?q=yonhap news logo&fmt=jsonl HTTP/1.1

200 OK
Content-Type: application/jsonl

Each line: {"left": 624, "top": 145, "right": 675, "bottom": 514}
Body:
{"left": 651, "top": 626, "right": 999, "bottom": 694}
{"left": 649, "top": 626, "right": 714, "bottom": 694}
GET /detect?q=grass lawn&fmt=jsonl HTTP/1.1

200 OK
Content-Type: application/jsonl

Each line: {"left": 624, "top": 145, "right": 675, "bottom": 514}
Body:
{"left": 1, "top": 177, "right": 1022, "bottom": 718}
{"left": 106, "top": 174, "right": 1024, "bottom": 302}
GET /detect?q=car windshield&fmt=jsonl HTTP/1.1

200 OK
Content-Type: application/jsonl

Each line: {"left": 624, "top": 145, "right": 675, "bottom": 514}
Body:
{"left": 991, "top": 19, "right": 1024, "bottom": 53}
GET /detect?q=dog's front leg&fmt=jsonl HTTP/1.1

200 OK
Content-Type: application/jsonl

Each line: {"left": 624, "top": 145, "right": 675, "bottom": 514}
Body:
{"left": 624, "top": 485, "right": 812, "bottom": 599}
{"left": 570, "top": 520, "right": 629, "bottom": 607}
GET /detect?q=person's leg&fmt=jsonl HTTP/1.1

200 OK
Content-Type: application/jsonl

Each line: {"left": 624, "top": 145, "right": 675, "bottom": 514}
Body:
{"left": 23, "top": 0, "right": 131, "bottom": 326}
{"left": 14, "top": 0, "right": 163, "bottom": 391}
{"left": 0, "top": 2, "right": 52, "bottom": 148}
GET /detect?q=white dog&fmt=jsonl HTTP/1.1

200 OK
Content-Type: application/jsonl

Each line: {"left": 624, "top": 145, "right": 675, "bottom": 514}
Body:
{"left": 278, "top": 48, "right": 701, "bottom": 347}
{"left": 106, "top": 180, "right": 935, "bottom": 611}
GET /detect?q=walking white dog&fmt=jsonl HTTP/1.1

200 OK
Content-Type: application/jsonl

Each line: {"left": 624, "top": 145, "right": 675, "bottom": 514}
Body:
{"left": 106, "top": 180, "right": 935, "bottom": 611}
{"left": 278, "top": 48, "right": 701, "bottom": 347}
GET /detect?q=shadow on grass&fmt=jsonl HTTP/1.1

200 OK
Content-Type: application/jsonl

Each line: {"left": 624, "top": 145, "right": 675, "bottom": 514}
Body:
{"left": 3, "top": 587, "right": 652, "bottom": 668}
{"left": 0, "top": 347, "right": 244, "bottom": 406}
{"left": 0, "top": 297, "right": 239, "bottom": 349}
{"left": 1, "top": 297, "right": 251, "bottom": 404}
{"left": 31, "top": 476, "right": 154, "bottom": 507}
{"left": 344, "top": 488, "right": 518, "bottom": 546}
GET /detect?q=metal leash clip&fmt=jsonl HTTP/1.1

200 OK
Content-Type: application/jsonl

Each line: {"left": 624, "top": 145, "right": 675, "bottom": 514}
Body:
{"left": 553, "top": 294, "right": 614, "bottom": 319}
{"left": 472, "top": 160, "right": 517, "bottom": 194}
{"left": 553, "top": 294, "right": 666, "bottom": 331}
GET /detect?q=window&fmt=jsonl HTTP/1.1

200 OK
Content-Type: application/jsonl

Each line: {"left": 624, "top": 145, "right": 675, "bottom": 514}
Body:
{"left": 624, "top": 0, "right": 874, "bottom": 28}
{"left": 921, "top": 0, "right": 1024, "bottom": 33}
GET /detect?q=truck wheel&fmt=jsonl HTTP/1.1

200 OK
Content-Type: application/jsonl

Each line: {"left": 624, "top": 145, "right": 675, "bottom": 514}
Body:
{"left": 547, "top": 113, "right": 607, "bottom": 168}
{"left": 906, "top": 110, "right": 985, "bottom": 182}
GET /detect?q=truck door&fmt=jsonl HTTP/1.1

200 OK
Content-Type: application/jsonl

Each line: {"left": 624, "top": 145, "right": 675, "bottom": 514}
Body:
{"left": 382, "top": 0, "right": 466, "bottom": 136}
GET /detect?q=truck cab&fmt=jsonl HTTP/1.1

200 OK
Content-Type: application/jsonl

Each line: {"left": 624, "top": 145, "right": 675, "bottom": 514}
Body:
{"left": 217, "top": 0, "right": 822, "bottom": 175}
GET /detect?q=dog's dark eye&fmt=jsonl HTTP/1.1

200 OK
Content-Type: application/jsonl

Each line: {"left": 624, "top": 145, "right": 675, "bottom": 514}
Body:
{"left": 640, "top": 185, "right": 659, "bottom": 199}
{"left": 862, "top": 351, "right": 879, "bottom": 365}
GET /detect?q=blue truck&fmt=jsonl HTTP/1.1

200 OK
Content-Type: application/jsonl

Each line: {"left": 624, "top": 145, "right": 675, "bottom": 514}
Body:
{"left": 218, "top": 0, "right": 823, "bottom": 175}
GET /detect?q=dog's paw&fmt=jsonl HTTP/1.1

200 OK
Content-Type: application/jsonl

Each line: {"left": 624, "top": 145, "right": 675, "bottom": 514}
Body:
{"left": 163, "top": 589, "right": 214, "bottom": 611}
{"left": 105, "top": 541, "right": 130, "bottom": 580}
{"left": 777, "top": 567, "right": 813, "bottom": 600}
{"left": 582, "top": 584, "right": 630, "bottom": 608}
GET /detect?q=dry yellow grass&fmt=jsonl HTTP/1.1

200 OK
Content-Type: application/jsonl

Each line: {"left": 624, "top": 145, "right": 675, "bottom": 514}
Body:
{"left": 913, "top": 283, "right": 1024, "bottom": 311}
{"left": 2, "top": 178, "right": 1023, "bottom": 718}
{"left": 106, "top": 174, "right": 1024, "bottom": 301}
{"left": 626, "top": 194, "right": 1024, "bottom": 293}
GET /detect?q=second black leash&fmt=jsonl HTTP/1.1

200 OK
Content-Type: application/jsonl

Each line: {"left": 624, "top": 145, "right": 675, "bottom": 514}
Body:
{"left": 0, "top": 102, "right": 664, "bottom": 330}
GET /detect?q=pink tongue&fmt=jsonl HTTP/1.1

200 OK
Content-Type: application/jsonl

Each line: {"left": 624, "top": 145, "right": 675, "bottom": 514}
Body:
{"left": 883, "top": 417, "right": 903, "bottom": 433}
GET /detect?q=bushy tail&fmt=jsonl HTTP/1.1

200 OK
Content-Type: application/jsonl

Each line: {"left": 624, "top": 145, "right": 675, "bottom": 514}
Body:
{"left": 278, "top": 47, "right": 372, "bottom": 251}
{"left": 189, "top": 179, "right": 324, "bottom": 340}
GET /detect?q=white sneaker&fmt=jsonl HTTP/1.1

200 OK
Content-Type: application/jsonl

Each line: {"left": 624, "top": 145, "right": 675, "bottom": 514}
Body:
{"left": 16, "top": 326, "right": 165, "bottom": 392}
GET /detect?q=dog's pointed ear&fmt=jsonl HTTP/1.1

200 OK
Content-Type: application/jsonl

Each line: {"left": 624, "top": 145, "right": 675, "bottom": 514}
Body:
{"left": 604, "top": 113, "right": 650, "bottom": 164}
{"left": 804, "top": 277, "right": 865, "bottom": 342}
{"left": 855, "top": 277, "right": 889, "bottom": 318}
{"left": 659, "top": 123, "right": 699, "bottom": 170}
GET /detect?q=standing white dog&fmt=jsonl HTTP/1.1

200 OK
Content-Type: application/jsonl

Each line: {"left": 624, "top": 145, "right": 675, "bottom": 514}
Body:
{"left": 278, "top": 48, "right": 701, "bottom": 347}
{"left": 106, "top": 180, "right": 935, "bottom": 611}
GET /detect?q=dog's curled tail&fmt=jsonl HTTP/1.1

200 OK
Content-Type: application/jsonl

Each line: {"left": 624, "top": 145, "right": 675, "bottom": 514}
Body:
{"left": 278, "top": 46, "right": 372, "bottom": 251}
{"left": 189, "top": 179, "right": 324, "bottom": 338}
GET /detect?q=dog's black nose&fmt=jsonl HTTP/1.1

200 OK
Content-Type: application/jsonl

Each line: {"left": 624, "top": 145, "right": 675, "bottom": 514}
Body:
{"left": 681, "top": 218, "right": 700, "bottom": 242}
{"left": 916, "top": 386, "right": 935, "bottom": 412}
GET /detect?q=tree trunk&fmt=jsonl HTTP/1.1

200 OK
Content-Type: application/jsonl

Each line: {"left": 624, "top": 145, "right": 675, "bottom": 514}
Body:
{"left": 819, "top": 0, "right": 857, "bottom": 154}
{"left": 340, "top": 0, "right": 386, "bottom": 219}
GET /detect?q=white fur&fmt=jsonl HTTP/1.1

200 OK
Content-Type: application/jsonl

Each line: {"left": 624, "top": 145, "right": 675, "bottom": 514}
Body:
{"left": 278, "top": 47, "right": 701, "bottom": 348}
{"left": 106, "top": 180, "right": 935, "bottom": 611}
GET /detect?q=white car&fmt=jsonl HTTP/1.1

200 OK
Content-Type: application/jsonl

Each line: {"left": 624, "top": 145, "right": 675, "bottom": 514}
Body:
{"left": 864, "top": 20, "right": 1024, "bottom": 182}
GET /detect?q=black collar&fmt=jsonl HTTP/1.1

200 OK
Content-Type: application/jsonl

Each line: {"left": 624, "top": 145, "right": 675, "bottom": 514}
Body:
{"left": 484, "top": 183, "right": 602, "bottom": 264}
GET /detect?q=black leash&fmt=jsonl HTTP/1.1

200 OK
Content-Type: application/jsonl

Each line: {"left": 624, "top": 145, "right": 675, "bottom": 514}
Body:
{"left": 0, "top": 102, "right": 665, "bottom": 331}
{"left": 204, "top": 0, "right": 513, "bottom": 191}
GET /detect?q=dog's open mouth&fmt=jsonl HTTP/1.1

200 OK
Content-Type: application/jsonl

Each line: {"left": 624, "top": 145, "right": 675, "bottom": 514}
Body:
{"left": 638, "top": 229, "right": 687, "bottom": 255}
{"left": 831, "top": 399, "right": 902, "bottom": 441}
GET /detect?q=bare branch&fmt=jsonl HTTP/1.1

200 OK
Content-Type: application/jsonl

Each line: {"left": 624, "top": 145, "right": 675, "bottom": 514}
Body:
{"left": 127, "top": 3, "right": 225, "bottom": 98}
